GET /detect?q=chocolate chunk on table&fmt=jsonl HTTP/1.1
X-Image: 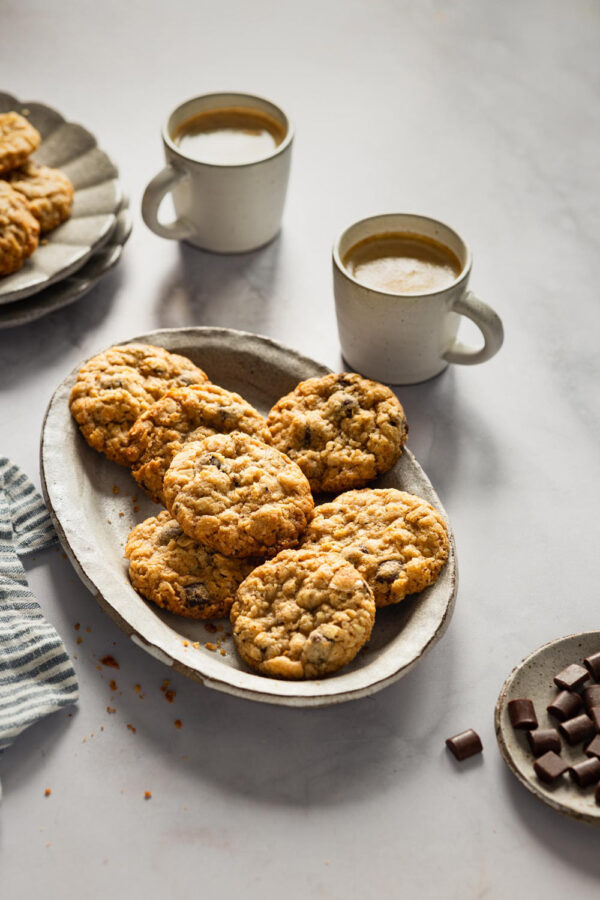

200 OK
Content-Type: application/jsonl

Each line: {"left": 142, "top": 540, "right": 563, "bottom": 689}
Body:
{"left": 584, "top": 651, "right": 600, "bottom": 682}
{"left": 534, "top": 751, "right": 568, "bottom": 784}
{"left": 507, "top": 698, "right": 538, "bottom": 730}
{"left": 547, "top": 690, "right": 583, "bottom": 722}
{"left": 585, "top": 734, "right": 600, "bottom": 758}
{"left": 558, "top": 713, "right": 596, "bottom": 745}
{"left": 554, "top": 663, "right": 590, "bottom": 691}
{"left": 527, "top": 728, "right": 561, "bottom": 757}
{"left": 445, "top": 729, "right": 483, "bottom": 761}
{"left": 590, "top": 707, "right": 600, "bottom": 731}
{"left": 569, "top": 757, "right": 600, "bottom": 788}
{"left": 582, "top": 684, "right": 600, "bottom": 712}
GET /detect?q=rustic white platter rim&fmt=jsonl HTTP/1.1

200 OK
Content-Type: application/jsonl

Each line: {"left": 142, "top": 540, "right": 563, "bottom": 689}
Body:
{"left": 0, "top": 91, "right": 121, "bottom": 304}
{"left": 40, "top": 327, "right": 457, "bottom": 707}
{"left": 495, "top": 631, "right": 600, "bottom": 825}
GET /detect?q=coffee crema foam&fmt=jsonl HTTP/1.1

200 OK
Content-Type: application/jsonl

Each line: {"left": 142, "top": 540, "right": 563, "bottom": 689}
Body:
{"left": 343, "top": 232, "right": 462, "bottom": 295}
{"left": 172, "top": 106, "right": 286, "bottom": 165}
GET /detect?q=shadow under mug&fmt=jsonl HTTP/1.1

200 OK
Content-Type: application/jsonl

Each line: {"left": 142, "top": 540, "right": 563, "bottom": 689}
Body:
{"left": 332, "top": 213, "right": 504, "bottom": 385}
{"left": 141, "top": 92, "right": 294, "bottom": 253}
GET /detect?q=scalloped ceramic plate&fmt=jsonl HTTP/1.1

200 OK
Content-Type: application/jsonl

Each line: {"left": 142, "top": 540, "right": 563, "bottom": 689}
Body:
{"left": 0, "top": 196, "right": 132, "bottom": 328}
{"left": 495, "top": 631, "right": 600, "bottom": 825}
{"left": 0, "top": 92, "right": 122, "bottom": 304}
{"left": 40, "top": 328, "right": 457, "bottom": 707}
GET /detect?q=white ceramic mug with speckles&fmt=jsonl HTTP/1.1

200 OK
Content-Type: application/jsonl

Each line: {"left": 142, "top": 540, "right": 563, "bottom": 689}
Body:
{"left": 332, "top": 213, "right": 504, "bottom": 384}
{"left": 142, "top": 92, "right": 293, "bottom": 253}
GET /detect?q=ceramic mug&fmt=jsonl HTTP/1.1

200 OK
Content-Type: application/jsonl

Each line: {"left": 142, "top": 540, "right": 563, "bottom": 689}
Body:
{"left": 332, "top": 213, "right": 504, "bottom": 384}
{"left": 142, "top": 92, "right": 293, "bottom": 253}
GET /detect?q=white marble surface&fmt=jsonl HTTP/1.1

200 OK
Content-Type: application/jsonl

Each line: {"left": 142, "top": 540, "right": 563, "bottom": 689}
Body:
{"left": 1, "top": 0, "right": 600, "bottom": 897}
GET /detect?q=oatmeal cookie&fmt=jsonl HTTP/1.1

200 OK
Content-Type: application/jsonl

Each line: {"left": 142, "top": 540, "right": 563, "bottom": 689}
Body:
{"left": 0, "top": 112, "right": 41, "bottom": 174}
{"left": 126, "top": 383, "right": 270, "bottom": 504}
{"left": 0, "top": 181, "right": 40, "bottom": 275}
{"left": 125, "top": 510, "right": 256, "bottom": 619}
{"left": 230, "top": 548, "right": 375, "bottom": 679}
{"left": 163, "top": 432, "right": 314, "bottom": 558}
{"left": 266, "top": 372, "right": 408, "bottom": 494}
{"left": 5, "top": 162, "right": 74, "bottom": 233}
{"left": 302, "top": 488, "right": 449, "bottom": 606}
{"left": 69, "top": 343, "right": 208, "bottom": 466}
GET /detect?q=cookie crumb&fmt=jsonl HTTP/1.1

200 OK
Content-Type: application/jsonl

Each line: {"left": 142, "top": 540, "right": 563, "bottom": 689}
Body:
{"left": 160, "top": 679, "right": 170, "bottom": 692}
{"left": 164, "top": 689, "right": 176, "bottom": 703}
{"left": 76, "top": 637, "right": 82, "bottom": 645}
{"left": 44, "top": 788, "right": 51, "bottom": 797}
{"left": 109, "top": 679, "right": 118, "bottom": 690}
{"left": 74, "top": 623, "right": 80, "bottom": 631}
{"left": 205, "top": 642, "right": 218, "bottom": 652}
{"left": 112, "top": 485, "right": 120, "bottom": 495}
{"left": 126, "top": 724, "right": 136, "bottom": 734}
{"left": 144, "top": 791, "right": 152, "bottom": 800}
{"left": 119, "top": 512, "right": 124, "bottom": 517}
{"left": 220, "top": 648, "right": 227, "bottom": 656}
{"left": 174, "top": 719, "right": 182, "bottom": 729}
{"left": 193, "top": 641, "right": 200, "bottom": 649}
{"left": 182, "top": 640, "right": 189, "bottom": 647}
{"left": 134, "top": 684, "right": 141, "bottom": 693}
{"left": 99, "top": 655, "right": 120, "bottom": 669}
{"left": 106, "top": 706, "right": 116, "bottom": 714}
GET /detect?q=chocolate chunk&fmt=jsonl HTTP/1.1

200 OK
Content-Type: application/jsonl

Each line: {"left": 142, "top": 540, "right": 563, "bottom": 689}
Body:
{"left": 583, "top": 685, "right": 600, "bottom": 712}
{"left": 569, "top": 757, "right": 600, "bottom": 788}
{"left": 585, "top": 735, "right": 600, "bottom": 758}
{"left": 547, "top": 690, "right": 583, "bottom": 722}
{"left": 554, "top": 663, "right": 590, "bottom": 691}
{"left": 184, "top": 583, "right": 211, "bottom": 608}
{"left": 527, "top": 728, "right": 561, "bottom": 757}
{"left": 590, "top": 707, "right": 600, "bottom": 731}
{"left": 445, "top": 729, "right": 483, "bottom": 761}
{"left": 375, "top": 560, "right": 402, "bottom": 584}
{"left": 584, "top": 651, "right": 600, "bottom": 681}
{"left": 507, "top": 698, "right": 538, "bottom": 730}
{"left": 534, "top": 751, "right": 568, "bottom": 784}
{"left": 558, "top": 713, "right": 596, "bottom": 745}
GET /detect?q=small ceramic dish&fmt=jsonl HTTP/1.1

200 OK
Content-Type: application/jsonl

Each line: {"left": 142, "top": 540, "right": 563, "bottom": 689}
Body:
{"left": 0, "top": 196, "right": 131, "bottom": 329}
{"left": 495, "top": 631, "right": 600, "bottom": 825}
{"left": 40, "top": 328, "right": 457, "bottom": 707}
{"left": 0, "top": 91, "right": 122, "bottom": 304}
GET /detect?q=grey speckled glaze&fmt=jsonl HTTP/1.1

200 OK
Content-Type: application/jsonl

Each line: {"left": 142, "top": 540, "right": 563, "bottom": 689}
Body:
{"left": 0, "top": 92, "right": 122, "bottom": 304}
{"left": 0, "top": 196, "right": 131, "bottom": 328}
{"left": 40, "top": 327, "right": 457, "bottom": 707}
{"left": 495, "top": 632, "right": 600, "bottom": 826}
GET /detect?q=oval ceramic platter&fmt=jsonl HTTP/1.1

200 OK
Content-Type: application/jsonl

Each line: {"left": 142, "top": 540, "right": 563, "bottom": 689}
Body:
{"left": 0, "top": 196, "right": 132, "bottom": 329}
{"left": 40, "top": 328, "right": 457, "bottom": 707}
{"left": 0, "top": 91, "right": 122, "bottom": 304}
{"left": 495, "top": 631, "right": 600, "bottom": 825}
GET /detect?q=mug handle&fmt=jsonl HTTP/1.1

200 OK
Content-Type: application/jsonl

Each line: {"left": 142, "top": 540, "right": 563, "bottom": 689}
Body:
{"left": 443, "top": 291, "right": 504, "bottom": 365}
{"left": 141, "top": 163, "right": 194, "bottom": 241}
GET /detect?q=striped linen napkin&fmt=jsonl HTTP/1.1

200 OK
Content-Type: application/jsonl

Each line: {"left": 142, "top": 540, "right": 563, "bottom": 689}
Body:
{"left": 0, "top": 458, "right": 78, "bottom": 757}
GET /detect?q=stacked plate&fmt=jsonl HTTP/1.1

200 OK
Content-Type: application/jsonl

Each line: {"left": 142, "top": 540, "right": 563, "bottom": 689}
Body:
{"left": 0, "top": 92, "right": 132, "bottom": 328}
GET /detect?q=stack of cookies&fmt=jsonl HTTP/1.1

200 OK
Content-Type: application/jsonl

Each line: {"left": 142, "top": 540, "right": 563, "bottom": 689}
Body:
{"left": 69, "top": 343, "right": 450, "bottom": 680}
{"left": 0, "top": 112, "right": 74, "bottom": 275}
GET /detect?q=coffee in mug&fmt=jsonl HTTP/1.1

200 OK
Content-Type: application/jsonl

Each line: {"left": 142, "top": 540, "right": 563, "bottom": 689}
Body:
{"left": 142, "top": 92, "right": 293, "bottom": 253}
{"left": 172, "top": 106, "right": 287, "bottom": 165}
{"left": 333, "top": 213, "right": 504, "bottom": 384}
{"left": 342, "top": 232, "right": 462, "bottom": 296}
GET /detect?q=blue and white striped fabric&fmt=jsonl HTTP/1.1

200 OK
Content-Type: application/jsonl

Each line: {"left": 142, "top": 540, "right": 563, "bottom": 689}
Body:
{"left": 0, "top": 458, "right": 78, "bottom": 755}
